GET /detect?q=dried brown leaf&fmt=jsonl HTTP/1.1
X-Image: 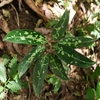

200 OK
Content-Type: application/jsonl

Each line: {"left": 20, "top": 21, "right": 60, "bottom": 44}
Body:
{"left": 34, "top": 27, "right": 52, "bottom": 35}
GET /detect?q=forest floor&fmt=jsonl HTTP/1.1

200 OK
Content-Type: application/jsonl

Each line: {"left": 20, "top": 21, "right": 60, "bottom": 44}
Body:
{"left": 0, "top": 0, "right": 100, "bottom": 100}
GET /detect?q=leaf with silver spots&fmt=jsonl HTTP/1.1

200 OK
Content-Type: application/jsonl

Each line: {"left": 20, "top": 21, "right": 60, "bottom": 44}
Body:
{"left": 49, "top": 54, "right": 68, "bottom": 80}
{"left": 59, "top": 37, "right": 96, "bottom": 48}
{"left": 54, "top": 44, "right": 95, "bottom": 68}
{"left": 18, "top": 45, "right": 45, "bottom": 77}
{"left": 52, "top": 10, "right": 69, "bottom": 40}
{"left": 33, "top": 54, "right": 49, "bottom": 98}
{"left": 3, "top": 29, "right": 47, "bottom": 45}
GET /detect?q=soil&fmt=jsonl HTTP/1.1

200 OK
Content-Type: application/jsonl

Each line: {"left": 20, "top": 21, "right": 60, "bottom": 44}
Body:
{"left": 0, "top": 0, "right": 100, "bottom": 100}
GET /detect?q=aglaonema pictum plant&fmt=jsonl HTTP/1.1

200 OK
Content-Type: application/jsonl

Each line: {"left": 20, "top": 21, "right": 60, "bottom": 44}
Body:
{"left": 3, "top": 10, "right": 96, "bottom": 97}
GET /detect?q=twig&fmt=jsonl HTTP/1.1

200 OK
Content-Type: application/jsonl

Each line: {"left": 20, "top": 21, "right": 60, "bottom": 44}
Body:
{"left": 11, "top": 4, "right": 20, "bottom": 28}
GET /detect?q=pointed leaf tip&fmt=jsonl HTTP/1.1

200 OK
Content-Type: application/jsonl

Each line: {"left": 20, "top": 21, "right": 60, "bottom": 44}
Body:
{"left": 52, "top": 10, "right": 69, "bottom": 40}
{"left": 54, "top": 44, "right": 95, "bottom": 68}
{"left": 33, "top": 54, "right": 49, "bottom": 97}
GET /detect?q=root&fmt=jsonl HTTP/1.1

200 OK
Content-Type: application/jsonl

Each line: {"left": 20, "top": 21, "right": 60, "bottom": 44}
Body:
{"left": 0, "top": 0, "right": 13, "bottom": 7}
{"left": 24, "top": 0, "right": 49, "bottom": 23}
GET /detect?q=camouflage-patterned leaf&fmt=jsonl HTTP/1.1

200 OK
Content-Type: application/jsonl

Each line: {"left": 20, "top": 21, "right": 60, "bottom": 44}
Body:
{"left": 59, "top": 37, "right": 96, "bottom": 48}
{"left": 52, "top": 10, "right": 69, "bottom": 40}
{"left": 3, "top": 29, "right": 47, "bottom": 45}
{"left": 33, "top": 54, "right": 49, "bottom": 98}
{"left": 54, "top": 44, "right": 95, "bottom": 68}
{"left": 18, "top": 45, "right": 45, "bottom": 78}
{"left": 49, "top": 54, "right": 68, "bottom": 80}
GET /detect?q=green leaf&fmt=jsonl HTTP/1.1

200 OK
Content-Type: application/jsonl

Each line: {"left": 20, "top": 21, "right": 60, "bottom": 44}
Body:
{"left": 33, "top": 54, "right": 49, "bottom": 98}
{"left": 3, "top": 29, "right": 47, "bottom": 45}
{"left": 91, "top": 29, "right": 100, "bottom": 39}
{"left": 87, "top": 24, "right": 95, "bottom": 32}
{"left": 96, "top": 81, "right": 100, "bottom": 99}
{"left": 0, "top": 86, "right": 4, "bottom": 92}
{"left": 0, "top": 59, "right": 6, "bottom": 83}
{"left": 9, "top": 63, "right": 18, "bottom": 79}
{"left": 9, "top": 55, "right": 17, "bottom": 68}
{"left": 59, "top": 37, "right": 96, "bottom": 48}
{"left": 18, "top": 45, "right": 45, "bottom": 77}
{"left": 47, "top": 76, "right": 61, "bottom": 94}
{"left": 86, "top": 87, "right": 95, "bottom": 100}
{"left": 6, "top": 81, "right": 22, "bottom": 93}
{"left": 52, "top": 10, "right": 69, "bottom": 40}
{"left": 3, "top": 54, "right": 10, "bottom": 66}
{"left": 92, "top": 66, "right": 100, "bottom": 79}
{"left": 96, "top": 21, "right": 100, "bottom": 31}
{"left": 54, "top": 44, "right": 95, "bottom": 68}
{"left": 46, "top": 18, "right": 58, "bottom": 28}
{"left": 53, "top": 80, "right": 61, "bottom": 94}
{"left": 49, "top": 54, "right": 68, "bottom": 80}
{"left": 9, "top": 55, "right": 18, "bottom": 78}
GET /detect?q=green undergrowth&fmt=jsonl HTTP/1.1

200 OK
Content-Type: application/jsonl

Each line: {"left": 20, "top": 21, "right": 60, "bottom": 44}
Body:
{"left": 0, "top": 54, "right": 27, "bottom": 99}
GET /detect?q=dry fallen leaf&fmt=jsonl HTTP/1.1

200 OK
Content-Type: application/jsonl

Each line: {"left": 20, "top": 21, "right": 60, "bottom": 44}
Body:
{"left": 2, "top": 9, "right": 10, "bottom": 19}
{"left": 45, "top": 8, "right": 53, "bottom": 19}
{"left": 36, "top": 19, "right": 43, "bottom": 27}
{"left": 42, "top": 3, "right": 54, "bottom": 19}
{"left": 34, "top": 27, "right": 52, "bottom": 35}
{"left": 0, "top": 0, "right": 13, "bottom": 7}
{"left": 0, "top": 15, "right": 10, "bottom": 33}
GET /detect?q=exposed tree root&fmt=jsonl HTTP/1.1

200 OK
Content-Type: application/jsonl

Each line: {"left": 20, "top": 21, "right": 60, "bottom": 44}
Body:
{"left": 24, "top": 0, "right": 49, "bottom": 23}
{"left": 0, "top": 0, "right": 13, "bottom": 7}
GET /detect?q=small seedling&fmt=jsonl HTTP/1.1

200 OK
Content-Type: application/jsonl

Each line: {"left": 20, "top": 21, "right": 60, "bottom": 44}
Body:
{"left": 3, "top": 10, "right": 96, "bottom": 97}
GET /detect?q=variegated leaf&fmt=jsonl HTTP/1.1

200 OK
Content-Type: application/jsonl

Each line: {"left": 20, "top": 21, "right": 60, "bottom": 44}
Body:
{"left": 49, "top": 54, "right": 68, "bottom": 80}
{"left": 54, "top": 44, "right": 95, "bottom": 68}
{"left": 3, "top": 29, "right": 47, "bottom": 45}
{"left": 59, "top": 37, "right": 96, "bottom": 48}
{"left": 33, "top": 54, "right": 49, "bottom": 98}
{"left": 18, "top": 45, "right": 45, "bottom": 77}
{"left": 52, "top": 10, "right": 69, "bottom": 40}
